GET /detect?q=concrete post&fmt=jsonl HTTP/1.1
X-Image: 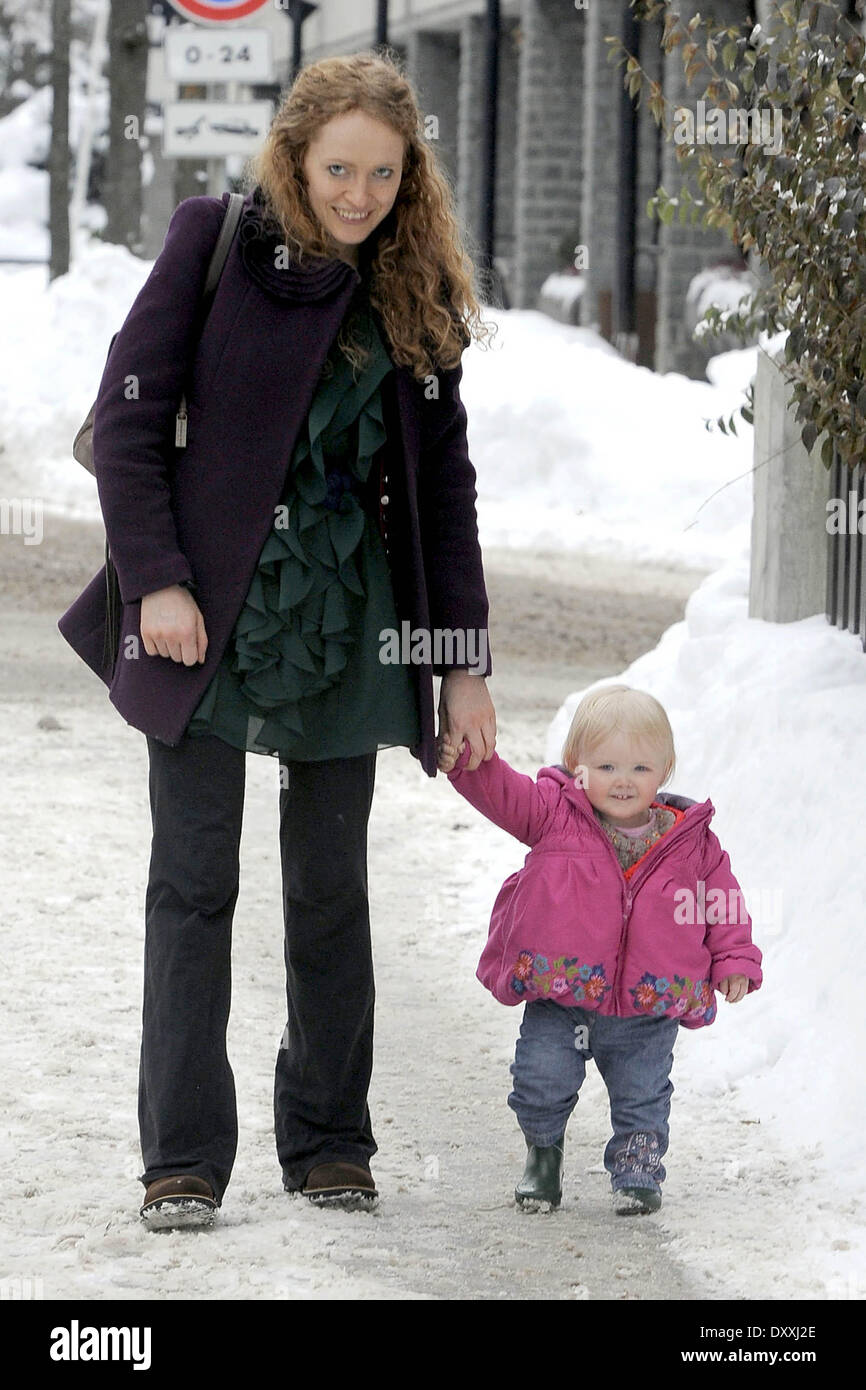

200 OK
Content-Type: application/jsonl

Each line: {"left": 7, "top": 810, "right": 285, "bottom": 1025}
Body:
{"left": 749, "top": 344, "right": 830, "bottom": 622}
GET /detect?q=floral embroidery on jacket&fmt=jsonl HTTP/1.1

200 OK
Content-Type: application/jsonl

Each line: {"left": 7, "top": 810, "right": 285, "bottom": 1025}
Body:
{"left": 629, "top": 972, "right": 716, "bottom": 1023}
{"left": 510, "top": 951, "right": 611, "bottom": 1004}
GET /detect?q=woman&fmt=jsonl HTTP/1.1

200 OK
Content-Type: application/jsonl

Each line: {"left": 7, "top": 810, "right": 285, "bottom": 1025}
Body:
{"left": 58, "top": 51, "right": 497, "bottom": 1227}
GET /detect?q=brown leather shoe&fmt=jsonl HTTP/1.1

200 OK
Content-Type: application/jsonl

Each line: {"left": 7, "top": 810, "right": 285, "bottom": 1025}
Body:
{"left": 139, "top": 1175, "right": 218, "bottom": 1230}
{"left": 301, "top": 1162, "right": 378, "bottom": 1210}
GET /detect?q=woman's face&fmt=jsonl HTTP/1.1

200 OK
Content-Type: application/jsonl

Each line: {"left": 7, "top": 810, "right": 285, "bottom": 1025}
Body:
{"left": 301, "top": 108, "right": 405, "bottom": 266}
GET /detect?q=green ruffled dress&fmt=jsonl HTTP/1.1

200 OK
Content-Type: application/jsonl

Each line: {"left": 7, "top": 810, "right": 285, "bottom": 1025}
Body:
{"left": 185, "top": 295, "right": 420, "bottom": 761}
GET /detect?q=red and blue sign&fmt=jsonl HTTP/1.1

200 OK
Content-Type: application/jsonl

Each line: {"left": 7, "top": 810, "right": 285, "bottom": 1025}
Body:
{"left": 169, "top": 0, "right": 272, "bottom": 24}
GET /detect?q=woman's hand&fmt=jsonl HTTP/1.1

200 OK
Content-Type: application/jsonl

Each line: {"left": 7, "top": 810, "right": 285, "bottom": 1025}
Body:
{"left": 716, "top": 973, "right": 749, "bottom": 1003}
{"left": 140, "top": 584, "right": 208, "bottom": 664}
{"left": 437, "top": 671, "right": 496, "bottom": 771}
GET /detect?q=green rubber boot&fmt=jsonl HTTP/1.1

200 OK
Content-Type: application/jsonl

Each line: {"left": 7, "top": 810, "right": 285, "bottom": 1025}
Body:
{"left": 515, "top": 1134, "right": 565, "bottom": 1210}
{"left": 613, "top": 1185, "right": 662, "bottom": 1215}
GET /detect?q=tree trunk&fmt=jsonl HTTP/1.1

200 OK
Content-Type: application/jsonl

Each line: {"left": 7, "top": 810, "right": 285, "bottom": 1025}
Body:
{"left": 49, "top": 0, "right": 70, "bottom": 280}
{"left": 103, "top": 0, "right": 149, "bottom": 251}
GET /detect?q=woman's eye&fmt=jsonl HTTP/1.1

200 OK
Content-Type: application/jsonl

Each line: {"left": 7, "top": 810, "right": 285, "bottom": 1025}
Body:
{"left": 326, "top": 165, "right": 394, "bottom": 178}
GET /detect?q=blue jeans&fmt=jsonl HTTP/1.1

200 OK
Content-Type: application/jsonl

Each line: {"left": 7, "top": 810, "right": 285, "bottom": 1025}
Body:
{"left": 508, "top": 1001, "right": 679, "bottom": 1192}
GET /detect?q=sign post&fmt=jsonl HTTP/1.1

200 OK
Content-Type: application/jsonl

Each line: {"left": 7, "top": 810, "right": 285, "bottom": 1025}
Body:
{"left": 162, "top": 1, "right": 276, "bottom": 177}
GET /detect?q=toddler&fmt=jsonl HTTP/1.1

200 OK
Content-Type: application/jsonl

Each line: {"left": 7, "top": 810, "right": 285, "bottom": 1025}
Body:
{"left": 437, "top": 683, "right": 762, "bottom": 1214}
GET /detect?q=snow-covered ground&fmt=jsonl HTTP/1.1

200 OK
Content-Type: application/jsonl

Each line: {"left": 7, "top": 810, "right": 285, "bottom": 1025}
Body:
{"left": 1, "top": 207, "right": 864, "bottom": 1300}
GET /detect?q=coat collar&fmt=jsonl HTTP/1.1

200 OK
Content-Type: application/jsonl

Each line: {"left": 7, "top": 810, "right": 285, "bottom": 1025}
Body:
{"left": 234, "top": 185, "right": 392, "bottom": 303}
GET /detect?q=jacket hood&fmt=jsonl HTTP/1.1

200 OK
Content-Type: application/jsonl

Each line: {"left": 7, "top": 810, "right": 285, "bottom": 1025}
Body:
{"left": 538, "top": 762, "right": 714, "bottom": 824}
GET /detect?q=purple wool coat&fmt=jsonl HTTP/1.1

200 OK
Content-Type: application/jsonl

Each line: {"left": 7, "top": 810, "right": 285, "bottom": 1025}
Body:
{"left": 58, "top": 191, "right": 492, "bottom": 776}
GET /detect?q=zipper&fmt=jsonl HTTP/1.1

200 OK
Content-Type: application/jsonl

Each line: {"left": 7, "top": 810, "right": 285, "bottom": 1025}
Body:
{"left": 573, "top": 796, "right": 711, "bottom": 1011}
{"left": 610, "top": 831, "right": 683, "bottom": 1009}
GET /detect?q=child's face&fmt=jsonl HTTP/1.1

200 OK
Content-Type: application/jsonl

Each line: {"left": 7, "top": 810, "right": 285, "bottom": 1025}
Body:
{"left": 576, "top": 732, "right": 665, "bottom": 828}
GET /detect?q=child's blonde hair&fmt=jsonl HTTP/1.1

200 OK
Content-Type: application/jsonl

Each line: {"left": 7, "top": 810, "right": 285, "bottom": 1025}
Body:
{"left": 562, "top": 684, "right": 676, "bottom": 787}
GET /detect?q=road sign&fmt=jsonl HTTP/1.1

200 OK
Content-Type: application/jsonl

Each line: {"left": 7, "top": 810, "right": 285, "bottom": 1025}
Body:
{"left": 163, "top": 100, "right": 273, "bottom": 156}
{"left": 165, "top": 26, "right": 274, "bottom": 81}
{"left": 167, "top": 1, "right": 272, "bottom": 26}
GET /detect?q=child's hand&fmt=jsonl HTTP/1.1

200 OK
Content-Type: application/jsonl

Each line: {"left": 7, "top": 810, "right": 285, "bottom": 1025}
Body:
{"left": 717, "top": 973, "right": 749, "bottom": 1003}
{"left": 437, "top": 736, "right": 465, "bottom": 773}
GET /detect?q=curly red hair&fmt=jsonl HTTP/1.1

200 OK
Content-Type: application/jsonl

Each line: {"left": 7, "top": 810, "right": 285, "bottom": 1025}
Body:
{"left": 244, "top": 49, "right": 496, "bottom": 380}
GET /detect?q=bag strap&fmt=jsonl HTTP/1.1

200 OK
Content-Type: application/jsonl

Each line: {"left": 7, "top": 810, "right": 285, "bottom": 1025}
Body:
{"left": 175, "top": 192, "right": 245, "bottom": 447}
{"left": 201, "top": 191, "right": 245, "bottom": 313}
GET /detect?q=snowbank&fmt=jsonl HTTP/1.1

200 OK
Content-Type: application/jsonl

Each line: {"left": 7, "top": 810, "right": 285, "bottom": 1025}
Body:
{"left": 0, "top": 240, "right": 151, "bottom": 520}
{"left": 462, "top": 307, "right": 755, "bottom": 567}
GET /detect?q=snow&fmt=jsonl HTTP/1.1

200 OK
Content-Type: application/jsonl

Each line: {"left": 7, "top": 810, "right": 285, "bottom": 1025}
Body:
{"left": 0, "top": 241, "right": 150, "bottom": 518}
{"left": 538, "top": 270, "right": 585, "bottom": 309}
{"left": 687, "top": 263, "right": 754, "bottom": 326}
{"left": 0, "top": 14, "right": 109, "bottom": 260}
{"left": 1, "top": 187, "right": 864, "bottom": 1300}
{"left": 462, "top": 307, "right": 755, "bottom": 567}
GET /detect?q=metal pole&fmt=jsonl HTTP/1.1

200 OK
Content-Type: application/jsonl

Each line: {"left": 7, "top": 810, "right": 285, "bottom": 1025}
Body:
{"left": 480, "top": 0, "right": 500, "bottom": 304}
{"left": 615, "top": 3, "right": 639, "bottom": 359}
{"left": 288, "top": 1, "right": 318, "bottom": 85}
{"left": 376, "top": 0, "right": 388, "bottom": 49}
{"left": 49, "top": 0, "right": 71, "bottom": 280}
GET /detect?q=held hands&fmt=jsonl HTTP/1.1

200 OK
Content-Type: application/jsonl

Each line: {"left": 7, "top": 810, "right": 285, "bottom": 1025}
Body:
{"left": 437, "top": 670, "right": 496, "bottom": 772}
{"left": 437, "top": 735, "right": 464, "bottom": 773}
{"left": 716, "top": 973, "right": 749, "bottom": 1004}
{"left": 140, "top": 584, "right": 208, "bottom": 665}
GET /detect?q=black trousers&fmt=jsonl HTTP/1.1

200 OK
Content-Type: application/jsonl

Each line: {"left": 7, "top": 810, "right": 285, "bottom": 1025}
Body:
{"left": 139, "top": 731, "right": 378, "bottom": 1203}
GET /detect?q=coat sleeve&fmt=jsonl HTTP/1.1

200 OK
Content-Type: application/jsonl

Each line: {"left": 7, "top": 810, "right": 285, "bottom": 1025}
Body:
{"left": 91, "top": 195, "right": 227, "bottom": 604}
{"left": 700, "top": 830, "right": 763, "bottom": 992}
{"left": 415, "top": 361, "right": 492, "bottom": 677}
{"left": 446, "top": 744, "right": 554, "bottom": 845}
